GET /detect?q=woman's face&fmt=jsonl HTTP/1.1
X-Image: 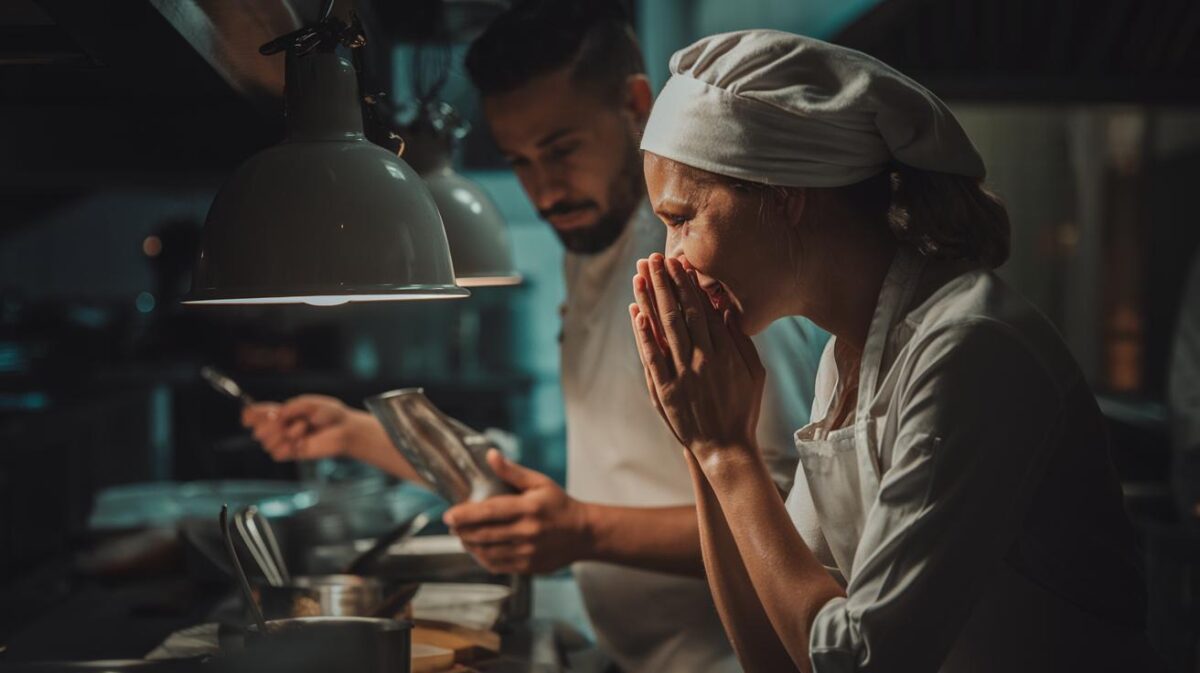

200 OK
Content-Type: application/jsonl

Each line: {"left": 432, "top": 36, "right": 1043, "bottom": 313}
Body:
{"left": 643, "top": 152, "right": 805, "bottom": 335}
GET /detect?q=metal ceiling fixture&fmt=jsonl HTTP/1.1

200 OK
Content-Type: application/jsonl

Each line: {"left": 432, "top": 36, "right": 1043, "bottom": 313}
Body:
{"left": 185, "top": 0, "right": 468, "bottom": 306}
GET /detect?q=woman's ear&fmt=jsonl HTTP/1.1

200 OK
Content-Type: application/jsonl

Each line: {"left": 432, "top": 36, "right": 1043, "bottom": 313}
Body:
{"left": 779, "top": 187, "right": 808, "bottom": 231}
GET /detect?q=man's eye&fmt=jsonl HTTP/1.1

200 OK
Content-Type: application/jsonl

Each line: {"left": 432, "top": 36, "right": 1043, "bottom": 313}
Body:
{"left": 667, "top": 215, "right": 690, "bottom": 227}
{"left": 547, "top": 144, "right": 578, "bottom": 160}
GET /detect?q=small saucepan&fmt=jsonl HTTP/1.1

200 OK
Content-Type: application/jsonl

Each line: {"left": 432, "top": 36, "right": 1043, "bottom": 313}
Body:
{"left": 252, "top": 574, "right": 420, "bottom": 620}
{"left": 254, "top": 574, "right": 381, "bottom": 619}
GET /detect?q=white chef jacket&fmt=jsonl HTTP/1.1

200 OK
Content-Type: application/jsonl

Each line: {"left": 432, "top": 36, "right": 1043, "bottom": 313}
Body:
{"left": 562, "top": 202, "right": 827, "bottom": 673}
{"left": 786, "top": 249, "right": 1153, "bottom": 673}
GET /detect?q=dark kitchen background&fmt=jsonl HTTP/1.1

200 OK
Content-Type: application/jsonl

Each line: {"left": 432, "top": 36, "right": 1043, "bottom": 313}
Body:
{"left": 2, "top": 0, "right": 1199, "bottom": 670}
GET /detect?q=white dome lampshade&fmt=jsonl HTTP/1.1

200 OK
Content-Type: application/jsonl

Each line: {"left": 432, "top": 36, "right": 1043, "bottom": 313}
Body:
{"left": 184, "top": 50, "right": 469, "bottom": 306}
{"left": 401, "top": 104, "right": 521, "bottom": 288}
{"left": 426, "top": 168, "right": 522, "bottom": 288}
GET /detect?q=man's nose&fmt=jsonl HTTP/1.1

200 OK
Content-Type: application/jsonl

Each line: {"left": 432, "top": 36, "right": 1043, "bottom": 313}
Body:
{"left": 530, "top": 164, "right": 568, "bottom": 212}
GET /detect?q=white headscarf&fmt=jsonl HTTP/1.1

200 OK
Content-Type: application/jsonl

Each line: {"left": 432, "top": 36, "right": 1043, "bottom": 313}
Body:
{"left": 640, "top": 30, "right": 986, "bottom": 188}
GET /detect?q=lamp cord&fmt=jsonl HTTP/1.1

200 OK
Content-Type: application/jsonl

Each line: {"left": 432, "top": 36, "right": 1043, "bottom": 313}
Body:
{"left": 412, "top": 43, "right": 451, "bottom": 109}
{"left": 258, "top": 0, "right": 365, "bottom": 57}
{"left": 407, "top": 43, "right": 468, "bottom": 143}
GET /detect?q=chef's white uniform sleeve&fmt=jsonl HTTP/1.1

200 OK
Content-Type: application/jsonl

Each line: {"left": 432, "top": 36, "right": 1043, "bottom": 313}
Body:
{"left": 753, "top": 316, "right": 829, "bottom": 491}
{"left": 808, "top": 321, "right": 1066, "bottom": 672}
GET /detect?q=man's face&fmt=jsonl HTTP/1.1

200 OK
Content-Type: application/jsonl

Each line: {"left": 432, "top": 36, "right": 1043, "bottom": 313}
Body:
{"left": 483, "top": 67, "right": 644, "bottom": 254}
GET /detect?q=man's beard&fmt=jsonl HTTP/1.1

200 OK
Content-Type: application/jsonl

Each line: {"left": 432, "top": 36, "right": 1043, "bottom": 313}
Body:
{"left": 549, "top": 205, "right": 629, "bottom": 254}
{"left": 540, "top": 138, "right": 644, "bottom": 255}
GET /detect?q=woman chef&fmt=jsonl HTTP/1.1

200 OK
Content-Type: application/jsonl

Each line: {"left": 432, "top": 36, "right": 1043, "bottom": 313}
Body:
{"left": 629, "top": 30, "right": 1158, "bottom": 673}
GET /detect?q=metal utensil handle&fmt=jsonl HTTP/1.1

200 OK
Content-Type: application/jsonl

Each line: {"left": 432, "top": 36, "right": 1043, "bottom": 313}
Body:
{"left": 200, "top": 366, "right": 256, "bottom": 406}
{"left": 370, "top": 582, "right": 421, "bottom": 619}
{"left": 252, "top": 507, "right": 291, "bottom": 584}
{"left": 220, "top": 505, "right": 268, "bottom": 632}
{"left": 234, "top": 509, "right": 278, "bottom": 586}
{"left": 245, "top": 508, "right": 287, "bottom": 587}
{"left": 236, "top": 508, "right": 282, "bottom": 586}
{"left": 344, "top": 511, "right": 431, "bottom": 575}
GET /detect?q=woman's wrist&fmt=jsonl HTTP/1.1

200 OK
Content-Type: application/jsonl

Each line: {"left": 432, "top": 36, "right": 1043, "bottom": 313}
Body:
{"left": 697, "top": 442, "right": 767, "bottom": 490}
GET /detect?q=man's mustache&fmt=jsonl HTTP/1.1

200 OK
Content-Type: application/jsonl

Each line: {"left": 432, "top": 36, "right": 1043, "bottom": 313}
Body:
{"left": 539, "top": 200, "right": 599, "bottom": 220}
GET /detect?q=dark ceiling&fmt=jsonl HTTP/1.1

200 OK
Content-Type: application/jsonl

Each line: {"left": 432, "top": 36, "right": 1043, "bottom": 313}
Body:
{"left": 3, "top": 0, "right": 1196, "bottom": 232}
{"left": 836, "top": 0, "right": 1200, "bottom": 103}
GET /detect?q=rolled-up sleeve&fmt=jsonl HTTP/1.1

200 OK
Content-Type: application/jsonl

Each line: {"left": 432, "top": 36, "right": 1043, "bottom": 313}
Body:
{"left": 809, "top": 320, "right": 1066, "bottom": 672}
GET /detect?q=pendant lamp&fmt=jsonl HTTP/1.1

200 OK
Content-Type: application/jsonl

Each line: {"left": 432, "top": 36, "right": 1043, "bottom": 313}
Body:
{"left": 401, "top": 101, "right": 521, "bottom": 288}
{"left": 185, "top": 9, "right": 467, "bottom": 306}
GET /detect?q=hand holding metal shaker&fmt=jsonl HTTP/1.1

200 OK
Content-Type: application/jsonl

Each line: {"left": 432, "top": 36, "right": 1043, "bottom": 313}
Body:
{"left": 364, "top": 388, "right": 515, "bottom": 504}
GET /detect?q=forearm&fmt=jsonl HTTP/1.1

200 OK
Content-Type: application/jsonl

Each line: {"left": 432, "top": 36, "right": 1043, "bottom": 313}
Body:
{"left": 345, "top": 411, "right": 423, "bottom": 483}
{"left": 701, "top": 447, "right": 844, "bottom": 673}
{"left": 686, "top": 451, "right": 800, "bottom": 673}
{"left": 582, "top": 501, "right": 705, "bottom": 576}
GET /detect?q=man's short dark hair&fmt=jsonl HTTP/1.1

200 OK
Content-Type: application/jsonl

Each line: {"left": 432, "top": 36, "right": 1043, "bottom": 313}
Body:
{"left": 465, "top": 0, "right": 645, "bottom": 101}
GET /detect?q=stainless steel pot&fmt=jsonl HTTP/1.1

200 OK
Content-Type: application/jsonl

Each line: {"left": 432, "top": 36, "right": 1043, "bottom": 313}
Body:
{"left": 254, "top": 574, "right": 383, "bottom": 619}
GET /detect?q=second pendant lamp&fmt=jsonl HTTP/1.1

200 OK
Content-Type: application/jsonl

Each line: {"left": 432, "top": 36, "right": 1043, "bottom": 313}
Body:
{"left": 399, "top": 101, "right": 521, "bottom": 288}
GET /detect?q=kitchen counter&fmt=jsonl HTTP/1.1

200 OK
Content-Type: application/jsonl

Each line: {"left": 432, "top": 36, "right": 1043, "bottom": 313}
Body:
{"left": 0, "top": 557, "right": 602, "bottom": 672}
{"left": 0, "top": 565, "right": 224, "bottom": 663}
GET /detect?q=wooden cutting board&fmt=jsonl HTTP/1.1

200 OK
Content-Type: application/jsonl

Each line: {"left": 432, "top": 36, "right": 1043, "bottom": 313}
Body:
{"left": 412, "top": 619, "right": 501, "bottom": 661}
{"left": 411, "top": 643, "right": 455, "bottom": 673}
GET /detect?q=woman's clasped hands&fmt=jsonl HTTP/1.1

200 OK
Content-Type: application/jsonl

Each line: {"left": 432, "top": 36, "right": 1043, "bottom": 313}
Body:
{"left": 629, "top": 253, "right": 765, "bottom": 465}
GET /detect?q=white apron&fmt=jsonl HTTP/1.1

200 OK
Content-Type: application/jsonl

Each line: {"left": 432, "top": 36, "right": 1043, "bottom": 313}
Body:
{"left": 565, "top": 203, "right": 826, "bottom": 673}
{"left": 786, "top": 250, "right": 1156, "bottom": 673}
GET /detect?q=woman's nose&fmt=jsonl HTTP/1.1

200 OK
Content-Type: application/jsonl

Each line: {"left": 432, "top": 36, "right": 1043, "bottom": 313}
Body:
{"left": 664, "top": 229, "right": 684, "bottom": 258}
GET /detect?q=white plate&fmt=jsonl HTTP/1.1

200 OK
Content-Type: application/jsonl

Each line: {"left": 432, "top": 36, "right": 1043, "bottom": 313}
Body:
{"left": 411, "top": 582, "right": 512, "bottom": 630}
